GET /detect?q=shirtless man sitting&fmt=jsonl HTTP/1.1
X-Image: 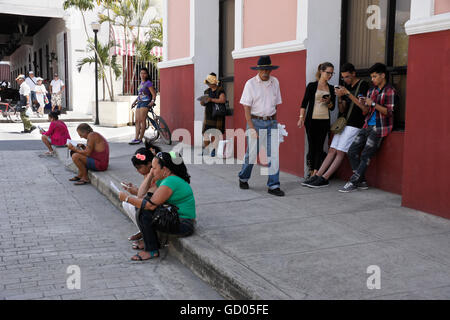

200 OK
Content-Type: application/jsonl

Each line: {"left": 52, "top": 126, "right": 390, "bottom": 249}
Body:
{"left": 67, "top": 123, "right": 110, "bottom": 185}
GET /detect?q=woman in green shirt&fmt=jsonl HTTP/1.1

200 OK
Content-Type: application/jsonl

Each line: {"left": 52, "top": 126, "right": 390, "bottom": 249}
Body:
{"left": 119, "top": 151, "right": 196, "bottom": 261}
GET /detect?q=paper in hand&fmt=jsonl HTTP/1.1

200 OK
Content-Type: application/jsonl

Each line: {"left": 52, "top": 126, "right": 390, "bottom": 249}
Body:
{"left": 110, "top": 181, "right": 120, "bottom": 193}
{"left": 197, "top": 95, "right": 209, "bottom": 102}
{"left": 66, "top": 139, "right": 78, "bottom": 147}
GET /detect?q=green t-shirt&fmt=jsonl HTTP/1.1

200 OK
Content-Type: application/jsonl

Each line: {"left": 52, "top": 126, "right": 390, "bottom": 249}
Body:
{"left": 156, "top": 175, "right": 196, "bottom": 219}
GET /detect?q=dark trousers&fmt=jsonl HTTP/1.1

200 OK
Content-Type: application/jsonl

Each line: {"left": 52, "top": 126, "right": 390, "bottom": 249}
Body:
{"left": 137, "top": 209, "right": 195, "bottom": 252}
{"left": 306, "top": 119, "right": 330, "bottom": 171}
{"left": 347, "top": 126, "right": 383, "bottom": 183}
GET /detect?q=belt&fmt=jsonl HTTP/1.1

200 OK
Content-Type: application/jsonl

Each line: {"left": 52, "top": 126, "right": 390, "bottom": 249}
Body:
{"left": 251, "top": 114, "right": 276, "bottom": 121}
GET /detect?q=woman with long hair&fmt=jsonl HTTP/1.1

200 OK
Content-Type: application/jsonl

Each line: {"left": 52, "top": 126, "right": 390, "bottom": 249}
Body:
{"left": 119, "top": 151, "right": 196, "bottom": 261}
{"left": 121, "top": 140, "right": 162, "bottom": 245}
{"left": 298, "top": 62, "right": 336, "bottom": 180}
{"left": 129, "top": 67, "right": 157, "bottom": 145}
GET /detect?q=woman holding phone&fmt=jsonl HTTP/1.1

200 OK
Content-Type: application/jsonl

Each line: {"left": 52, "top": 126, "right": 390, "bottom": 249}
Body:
{"left": 298, "top": 62, "right": 336, "bottom": 180}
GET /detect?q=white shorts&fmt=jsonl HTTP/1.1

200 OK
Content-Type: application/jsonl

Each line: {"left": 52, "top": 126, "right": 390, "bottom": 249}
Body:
{"left": 330, "top": 126, "right": 361, "bottom": 153}
{"left": 122, "top": 201, "right": 139, "bottom": 229}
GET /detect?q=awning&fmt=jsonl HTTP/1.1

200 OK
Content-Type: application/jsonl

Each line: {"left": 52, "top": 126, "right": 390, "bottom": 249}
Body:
{"left": 150, "top": 46, "right": 163, "bottom": 58}
{"left": 109, "top": 25, "right": 150, "bottom": 56}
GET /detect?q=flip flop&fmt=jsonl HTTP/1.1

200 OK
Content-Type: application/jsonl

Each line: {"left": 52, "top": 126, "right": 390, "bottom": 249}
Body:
{"left": 69, "top": 176, "right": 81, "bottom": 181}
{"left": 131, "top": 250, "right": 159, "bottom": 261}
{"left": 128, "top": 232, "right": 142, "bottom": 241}
{"left": 74, "top": 180, "right": 90, "bottom": 185}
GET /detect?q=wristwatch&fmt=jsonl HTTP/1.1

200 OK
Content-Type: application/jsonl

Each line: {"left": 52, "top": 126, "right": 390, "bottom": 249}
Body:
{"left": 371, "top": 101, "right": 376, "bottom": 108}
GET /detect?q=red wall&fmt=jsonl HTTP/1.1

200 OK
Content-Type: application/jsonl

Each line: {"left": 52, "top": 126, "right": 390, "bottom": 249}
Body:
{"left": 233, "top": 51, "right": 307, "bottom": 176}
{"left": 401, "top": 30, "right": 450, "bottom": 219}
{"left": 336, "top": 132, "right": 404, "bottom": 194}
{"left": 160, "top": 64, "right": 195, "bottom": 141}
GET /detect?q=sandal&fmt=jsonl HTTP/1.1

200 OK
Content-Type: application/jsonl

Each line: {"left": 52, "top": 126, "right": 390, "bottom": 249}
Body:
{"left": 132, "top": 240, "right": 144, "bottom": 250}
{"left": 128, "top": 233, "right": 142, "bottom": 241}
{"left": 74, "top": 180, "right": 90, "bottom": 185}
{"left": 69, "top": 176, "right": 81, "bottom": 181}
{"left": 131, "top": 250, "right": 159, "bottom": 261}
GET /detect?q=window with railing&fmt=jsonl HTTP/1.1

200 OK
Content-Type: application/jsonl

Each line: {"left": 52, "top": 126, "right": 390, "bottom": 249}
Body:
{"left": 122, "top": 55, "right": 160, "bottom": 96}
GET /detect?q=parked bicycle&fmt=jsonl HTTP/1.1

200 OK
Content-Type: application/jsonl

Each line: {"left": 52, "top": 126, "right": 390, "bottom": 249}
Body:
{"left": 131, "top": 100, "right": 172, "bottom": 145}
{"left": 0, "top": 100, "right": 21, "bottom": 123}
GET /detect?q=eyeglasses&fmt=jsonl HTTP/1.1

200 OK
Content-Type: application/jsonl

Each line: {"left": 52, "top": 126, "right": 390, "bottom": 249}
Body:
{"left": 325, "top": 71, "right": 335, "bottom": 76}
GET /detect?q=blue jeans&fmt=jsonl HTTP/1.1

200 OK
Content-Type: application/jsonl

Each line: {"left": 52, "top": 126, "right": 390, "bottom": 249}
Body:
{"left": 238, "top": 119, "right": 280, "bottom": 189}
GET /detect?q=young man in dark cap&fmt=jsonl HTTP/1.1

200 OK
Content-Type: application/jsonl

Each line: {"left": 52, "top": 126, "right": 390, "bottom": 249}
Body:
{"left": 238, "top": 55, "right": 284, "bottom": 197}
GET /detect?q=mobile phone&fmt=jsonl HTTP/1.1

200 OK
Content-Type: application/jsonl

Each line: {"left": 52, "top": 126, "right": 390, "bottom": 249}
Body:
{"left": 322, "top": 94, "right": 330, "bottom": 99}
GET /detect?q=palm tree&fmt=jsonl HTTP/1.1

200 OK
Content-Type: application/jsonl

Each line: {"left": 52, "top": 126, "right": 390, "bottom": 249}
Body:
{"left": 63, "top": 0, "right": 115, "bottom": 101}
{"left": 77, "top": 39, "right": 121, "bottom": 101}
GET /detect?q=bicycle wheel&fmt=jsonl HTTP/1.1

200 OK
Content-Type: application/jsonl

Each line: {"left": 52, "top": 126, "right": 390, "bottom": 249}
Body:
{"left": 143, "top": 116, "right": 159, "bottom": 142}
{"left": 155, "top": 115, "right": 172, "bottom": 145}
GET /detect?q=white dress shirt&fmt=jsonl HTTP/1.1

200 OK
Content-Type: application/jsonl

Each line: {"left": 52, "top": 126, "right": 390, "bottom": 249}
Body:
{"left": 19, "top": 81, "right": 31, "bottom": 97}
{"left": 240, "top": 75, "right": 282, "bottom": 117}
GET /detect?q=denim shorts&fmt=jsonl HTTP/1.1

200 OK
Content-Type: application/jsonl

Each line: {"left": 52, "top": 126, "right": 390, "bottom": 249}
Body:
{"left": 86, "top": 157, "right": 97, "bottom": 171}
{"left": 136, "top": 101, "right": 150, "bottom": 109}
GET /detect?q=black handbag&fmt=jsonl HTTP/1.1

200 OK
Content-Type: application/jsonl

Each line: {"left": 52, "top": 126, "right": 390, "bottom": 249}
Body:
{"left": 212, "top": 103, "right": 227, "bottom": 119}
{"left": 225, "top": 101, "right": 233, "bottom": 116}
{"left": 139, "top": 197, "right": 180, "bottom": 234}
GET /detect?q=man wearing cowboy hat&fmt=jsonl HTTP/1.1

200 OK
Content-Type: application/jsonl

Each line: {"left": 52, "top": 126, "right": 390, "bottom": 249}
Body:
{"left": 238, "top": 55, "right": 284, "bottom": 197}
{"left": 16, "top": 74, "right": 36, "bottom": 133}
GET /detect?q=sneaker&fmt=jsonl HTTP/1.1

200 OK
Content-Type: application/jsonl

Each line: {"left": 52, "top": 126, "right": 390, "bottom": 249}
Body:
{"left": 29, "top": 126, "right": 37, "bottom": 133}
{"left": 338, "top": 181, "right": 358, "bottom": 193}
{"left": 268, "top": 188, "right": 285, "bottom": 197}
{"left": 128, "top": 139, "right": 142, "bottom": 145}
{"left": 21, "top": 129, "right": 31, "bottom": 133}
{"left": 357, "top": 180, "right": 369, "bottom": 190}
{"left": 239, "top": 180, "right": 249, "bottom": 190}
{"left": 301, "top": 175, "right": 318, "bottom": 186}
{"left": 306, "top": 176, "right": 329, "bottom": 188}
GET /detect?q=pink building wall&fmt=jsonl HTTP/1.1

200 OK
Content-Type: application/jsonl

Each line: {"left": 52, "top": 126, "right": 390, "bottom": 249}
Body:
{"left": 243, "top": 0, "right": 297, "bottom": 48}
{"left": 435, "top": 0, "right": 450, "bottom": 14}
{"left": 168, "top": 0, "right": 190, "bottom": 60}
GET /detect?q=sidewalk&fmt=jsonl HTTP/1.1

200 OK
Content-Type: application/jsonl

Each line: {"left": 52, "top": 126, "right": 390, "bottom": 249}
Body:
{"left": 0, "top": 110, "right": 92, "bottom": 123}
{"left": 55, "top": 138, "right": 450, "bottom": 300}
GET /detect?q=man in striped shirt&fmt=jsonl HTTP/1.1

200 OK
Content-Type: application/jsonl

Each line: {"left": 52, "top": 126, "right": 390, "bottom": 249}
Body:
{"left": 339, "top": 63, "right": 396, "bottom": 193}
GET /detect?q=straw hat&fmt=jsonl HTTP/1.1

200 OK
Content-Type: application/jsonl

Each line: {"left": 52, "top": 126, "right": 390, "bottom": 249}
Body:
{"left": 204, "top": 74, "right": 219, "bottom": 85}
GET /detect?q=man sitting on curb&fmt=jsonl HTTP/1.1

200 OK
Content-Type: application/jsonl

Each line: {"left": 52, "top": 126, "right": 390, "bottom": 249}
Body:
{"left": 67, "top": 123, "right": 110, "bottom": 185}
{"left": 339, "top": 63, "right": 396, "bottom": 192}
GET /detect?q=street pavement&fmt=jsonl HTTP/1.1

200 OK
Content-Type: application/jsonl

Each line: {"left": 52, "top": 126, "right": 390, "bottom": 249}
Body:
{"left": 0, "top": 124, "right": 222, "bottom": 300}
{"left": 2, "top": 120, "right": 450, "bottom": 300}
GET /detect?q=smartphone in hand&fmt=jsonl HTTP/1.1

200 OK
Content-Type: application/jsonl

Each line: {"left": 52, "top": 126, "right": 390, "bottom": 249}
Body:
{"left": 322, "top": 94, "right": 330, "bottom": 99}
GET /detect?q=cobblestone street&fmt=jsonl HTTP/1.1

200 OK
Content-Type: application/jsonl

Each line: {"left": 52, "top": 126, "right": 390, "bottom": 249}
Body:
{"left": 0, "top": 148, "right": 222, "bottom": 300}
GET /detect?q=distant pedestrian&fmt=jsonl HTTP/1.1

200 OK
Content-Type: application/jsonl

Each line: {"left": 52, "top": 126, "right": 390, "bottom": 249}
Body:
{"left": 15, "top": 74, "right": 36, "bottom": 134}
{"left": 25, "top": 71, "right": 38, "bottom": 109}
{"left": 50, "top": 73, "right": 65, "bottom": 112}
{"left": 200, "top": 72, "right": 226, "bottom": 157}
{"left": 238, "top": 55, "right": 284, "bottom": 197}
{"left": 67, "top": 123, "right": 110, "bottom": 185}
{"left": 129, "top": 67, "right": 156, "bottom": 145}
{"left": 39, "top": 111, "right": 71, "bottom": 157}
{"left": 35, "top": 77, "right": 48, "bottom": 117}
{"left": 298, "top": 62, "right": 336, "bottom": 178}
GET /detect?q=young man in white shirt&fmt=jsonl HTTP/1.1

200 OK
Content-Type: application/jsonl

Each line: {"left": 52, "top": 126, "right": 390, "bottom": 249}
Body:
{"left": 50, "top": 73, "right": 65, "bottom": 112}
{"left": 16, "top": 74, "right": 36, "bottom": 133}
{"left": 238, "top": 55, "right": 284, "bottom": 197}
{"left": 25, "top": 71, "right": 37, "bottom": 109}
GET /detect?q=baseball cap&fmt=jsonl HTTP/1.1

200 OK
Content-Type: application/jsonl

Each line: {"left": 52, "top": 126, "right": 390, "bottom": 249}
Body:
{"left": 15, "top": 74, "right": 25, "bottom": 80}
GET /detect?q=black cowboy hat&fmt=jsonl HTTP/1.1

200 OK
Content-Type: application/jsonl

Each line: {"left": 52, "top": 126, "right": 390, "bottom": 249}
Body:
{"left": 250, "top": 55, "right": 279, "bottom": 70}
